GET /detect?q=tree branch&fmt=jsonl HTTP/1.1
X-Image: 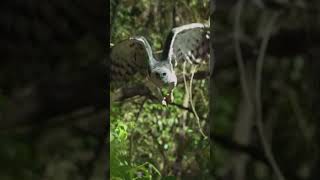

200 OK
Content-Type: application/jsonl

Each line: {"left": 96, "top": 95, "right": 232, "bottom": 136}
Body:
{"left": 255, "top": 12, "right": 285, "bottom": 180}
{"left": 211, "top": 133, "right": 271, "bottom": 167}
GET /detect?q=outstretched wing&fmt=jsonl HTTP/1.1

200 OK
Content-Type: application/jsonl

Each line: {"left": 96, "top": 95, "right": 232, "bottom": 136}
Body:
{"left": 162, "top": 23, "right": 210, "bottom": 66}
{"left": 111, "top": 36, "right": 155, "bottom": 87}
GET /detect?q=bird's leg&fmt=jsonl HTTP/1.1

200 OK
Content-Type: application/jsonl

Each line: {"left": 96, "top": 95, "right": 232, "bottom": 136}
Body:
{"left": 162, "top": 88, "right": 174, "bottom": 105}
{"left": 159, "top": 88, "right": 169, "bottom": 106}
{"left": 144, "top": 77, "right": 175, "bottom": 106}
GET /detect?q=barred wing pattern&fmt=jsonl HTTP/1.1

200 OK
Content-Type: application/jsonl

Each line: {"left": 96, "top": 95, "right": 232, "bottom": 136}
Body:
{"left": 163, "top": 23, "right": 210, "bottom": 66}
{"left": 111, "top": 23, "right": 210, "bottom": 104}
{"left": 110, "top": 37, "right": 154, "bottom": 87}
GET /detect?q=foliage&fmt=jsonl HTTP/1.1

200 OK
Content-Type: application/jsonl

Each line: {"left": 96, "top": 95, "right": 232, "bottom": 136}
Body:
{"left": 110, "top": 0, "right": 210, "bottom": 179}
{"left": 110, "top": 82, "right": 210, "bottom": 179}
{"left": 110, "top": 114, "right": 161, "bottom": 179}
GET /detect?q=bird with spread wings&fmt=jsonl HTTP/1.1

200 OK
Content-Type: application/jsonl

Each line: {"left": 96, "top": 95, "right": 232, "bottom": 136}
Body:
{"left": 111, "top": 23, "right": 210, "bottom": 105}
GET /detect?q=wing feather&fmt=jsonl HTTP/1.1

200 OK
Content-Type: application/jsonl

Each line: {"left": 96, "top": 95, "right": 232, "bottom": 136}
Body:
{"left": 162, "top": 23, "right": 210, "bottom": 66}
{"left": 111, "top": 36, "right": 154, "bottom": 85}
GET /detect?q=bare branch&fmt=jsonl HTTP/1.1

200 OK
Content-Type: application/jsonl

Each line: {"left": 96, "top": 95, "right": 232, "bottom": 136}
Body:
{"left": 233, "top": 0, "right": 253, "bottom": 106}
{"left": 254, "top": 12, "right": 285, "bottom": 180}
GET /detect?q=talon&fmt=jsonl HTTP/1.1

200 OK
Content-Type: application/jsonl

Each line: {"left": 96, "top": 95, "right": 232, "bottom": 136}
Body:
{"left": 165, "top": 94, "right": 171, "bottom": 103}
{"left": 164, "top": 91, "right": 174, "bottom": 104}
{"left": 162, "top": 98, "right": 168, "bottom": 106}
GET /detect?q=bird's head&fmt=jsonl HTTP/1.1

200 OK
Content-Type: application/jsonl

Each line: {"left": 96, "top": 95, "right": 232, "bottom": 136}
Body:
{"left": 149, "top": 62, "right": 177, "bottom": 104}
{"left": 150, "top": 61, "right": 177, "bottom": 87}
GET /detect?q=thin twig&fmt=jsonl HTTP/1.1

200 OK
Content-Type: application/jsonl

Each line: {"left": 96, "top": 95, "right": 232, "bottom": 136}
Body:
{"left": 189, "top": 66, "right": 208, "bottom": 139}
{"left": 169, "top": 102, "right": 206, "bottom": 120}
{"left": 287, "top": 89, "right": 312, "bottom": 143}
{"left": 182, "top": 61, "right": 207, "bottom": 139}
{"left": 233, "top": 0, "right": 253, "bottom": 106}
{"left": 147, "top": 129, "right": 168, "bottom": 174}
{"left": 255, "top": 12, "right": 285, "bottom": 180}
{"left": 234, "top": 0, "right": 285, "bottom": 179}
{"left": 129, "top": 98, "right": 147, "bottom": 164}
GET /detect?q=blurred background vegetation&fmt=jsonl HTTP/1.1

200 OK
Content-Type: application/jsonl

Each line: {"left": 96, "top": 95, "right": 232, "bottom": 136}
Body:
{"left": 0, "top": 0, "right": 107, "bottom": 180}
{"left": 212, "top": 0, "right": 320, "bottom": 180}
{"left": 1, "top": 0, "right": 320, "bottom": 180}
{"left": 110, "top": 0, "right": 210, "bottom": 179}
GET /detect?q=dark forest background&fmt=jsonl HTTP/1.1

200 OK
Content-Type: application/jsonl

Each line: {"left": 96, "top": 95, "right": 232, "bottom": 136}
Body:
{"left": 212, "top": 0, "right": 320, "bottom": 180}
{"left": 0, "top": 0, "right": 319, "bottom": 180}
{"left": 0, "top": 0, "right": 108, "bottom": 180}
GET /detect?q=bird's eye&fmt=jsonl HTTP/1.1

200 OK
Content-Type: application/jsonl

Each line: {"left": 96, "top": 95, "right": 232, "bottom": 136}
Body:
{"left": 162, "top": 72, "right": 166, "bottom": 76}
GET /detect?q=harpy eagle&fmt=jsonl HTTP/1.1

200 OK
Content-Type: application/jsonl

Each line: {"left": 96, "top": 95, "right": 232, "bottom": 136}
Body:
{"left": 111, "top": 23, "right": 210, "bottom": 105}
